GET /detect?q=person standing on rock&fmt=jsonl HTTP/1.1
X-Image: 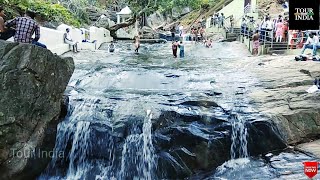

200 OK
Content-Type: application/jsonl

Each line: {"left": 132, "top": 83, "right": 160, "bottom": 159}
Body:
{"left": 0, "top": 6, "right": 15, "bottom": 40}
{"left": 5, "top": 10, "right": 46, "bottom": 48}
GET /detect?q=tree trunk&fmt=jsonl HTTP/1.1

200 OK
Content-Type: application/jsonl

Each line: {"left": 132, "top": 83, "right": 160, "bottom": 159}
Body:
{"left": 105, "top": 1, "right": 154, "bottom": 38}
{"left": 107, "top": 14, "right": 137, "bottom": 38}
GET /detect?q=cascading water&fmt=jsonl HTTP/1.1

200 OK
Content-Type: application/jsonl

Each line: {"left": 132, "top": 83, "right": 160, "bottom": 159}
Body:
{"left": 230, "top": 113, "right": 248, "bottom": 159}
{"left": 39, "top": 98, "right": 98, "bottom": 180}
{"left": 119, "top": 110, "right": 156, "bottom": 180}
{"left": 40, "top": 95, "right": 156, "bottom": 179}
{"left": 38, "top": 42, "right": 316, "bottom": 180}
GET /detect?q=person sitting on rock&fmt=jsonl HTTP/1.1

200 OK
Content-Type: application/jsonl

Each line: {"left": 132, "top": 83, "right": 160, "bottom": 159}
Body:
{"left": 64, "top": 28, "right": 78, "bottom": 53}
{"left": 0, "top": 6, "right": 15, "bottom": 40}
{"left": 5, "top": 10, "right": 47, "bottom": 48}
{"left": 301, "top": 33, "right": 315, "bottom": 55}
{"left": 312, "top": 32, "right": 320, "bottom": 57}
{"left": 109, "top": 41, "right": 115, "bottom": 53}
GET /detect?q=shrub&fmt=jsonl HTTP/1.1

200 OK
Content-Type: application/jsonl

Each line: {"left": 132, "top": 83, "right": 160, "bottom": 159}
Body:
{"left": 0, "top": 0, "right": 81, "bottom": 27}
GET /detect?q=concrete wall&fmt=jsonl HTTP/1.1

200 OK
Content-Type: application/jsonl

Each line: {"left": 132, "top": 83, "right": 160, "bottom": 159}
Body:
{"left": 40, "top": 24, "right": 113, "bottom": 55}
{"left": 218, "top": 0, "right": 245, "bottom": 27}
{"left": 89, "top": 26, "right": 113, "bottom": 48}
{"left": 38, "top": 27, "right": 69, "bottom": 55}
{"left": 8, "top": 24, "right": 113, "bottom": 55}
{"left": 206, "top": 0, "right": 258, "bottom": 29}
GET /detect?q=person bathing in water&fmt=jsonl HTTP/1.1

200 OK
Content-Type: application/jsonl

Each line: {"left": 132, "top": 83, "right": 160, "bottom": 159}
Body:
{"left": 134, "top": 33, "right": 140, "bottom": 53}
{"left": 172, "top": 40, "right": 178, "bottom": 58}
{"left": 109, "top": 41, "right": 115, "bottom": 53}
{"left": 206, "top": 39, "right": 213, "bottom": 48}
{"left": 178, "top": 41, "right": 184, "bottom": 58}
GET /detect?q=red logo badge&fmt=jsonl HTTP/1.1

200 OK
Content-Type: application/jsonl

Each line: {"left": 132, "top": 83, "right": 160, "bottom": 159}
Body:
{"left": 304, "top": 161, "right": 319, "bottom": 179}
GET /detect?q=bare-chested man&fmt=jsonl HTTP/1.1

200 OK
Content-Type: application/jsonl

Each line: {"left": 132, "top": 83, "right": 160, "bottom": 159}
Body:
{"left": 0, "top": 6, "right": 15, "bottom": 40}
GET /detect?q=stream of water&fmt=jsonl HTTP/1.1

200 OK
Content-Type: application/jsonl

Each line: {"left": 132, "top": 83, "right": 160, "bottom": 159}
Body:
{"left": 39, "top": 41, "right": 318, "bottom": 180}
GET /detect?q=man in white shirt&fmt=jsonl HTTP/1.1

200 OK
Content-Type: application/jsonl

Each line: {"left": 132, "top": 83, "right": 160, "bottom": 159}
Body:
{"left": 260, "top": 16, "right": 267, "bottom": 41}
{"left": 179, "top": 25, "right": 183, "bottom": 37}
{"left": 265, "top": 18, "right": 273, "bottom": 41}
{"left": 301, "top": 33, "right": 315, "bottom": 55}
{"left": 64, "top": 28, "right": 78, "bottom": 53}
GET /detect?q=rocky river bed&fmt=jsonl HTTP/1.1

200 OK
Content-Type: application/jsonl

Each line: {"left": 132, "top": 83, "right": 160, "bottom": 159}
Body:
{"left": 39, "top": 41, "right": 320, "bottom": 179}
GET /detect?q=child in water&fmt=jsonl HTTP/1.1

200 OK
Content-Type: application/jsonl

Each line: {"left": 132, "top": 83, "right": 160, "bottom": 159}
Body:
{"left": 172, "top": 41, "right": 178, "bottom": 58}
{"left": 206, "top": 39, "right": 213, "bottom": 48}
{"left": 178, "top": 41, "right": 184, "bottom": 58}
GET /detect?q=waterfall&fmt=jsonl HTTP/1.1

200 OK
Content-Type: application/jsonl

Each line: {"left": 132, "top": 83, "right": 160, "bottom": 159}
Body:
{"left": 119, "top": 110, "right": 156, "bottom": 180}
{"left": 230, "top": 113, "right": 248, "bottom": 159}
{"left": 40, "top": 98, "right": 156, "bottom": 179}
{"left": 39, "top": 99, "right": 98, "bottom": 179}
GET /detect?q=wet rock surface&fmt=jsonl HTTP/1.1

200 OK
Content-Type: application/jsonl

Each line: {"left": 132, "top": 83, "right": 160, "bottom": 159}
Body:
{"left": 40, "top": 42, "right": 318, "bottom": 179}
{"left": 246, "top": 56, "right": 320, "bottom": 145}
{"left": 0, "top": 41, "right": 74, "bottom": 179}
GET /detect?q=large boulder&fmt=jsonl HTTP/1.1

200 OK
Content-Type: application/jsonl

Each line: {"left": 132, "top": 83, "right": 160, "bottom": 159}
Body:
{"left": 147, "top": 12, "right": 166, "bottom": 29}
{"left": 248, "top": 56, "right": 320, "bottom": 145}
{"left": 95, "top": 17, "right": 116, "bottom": 29}
{"left": 0, "top": 41, "right": 74, "bottom": 179}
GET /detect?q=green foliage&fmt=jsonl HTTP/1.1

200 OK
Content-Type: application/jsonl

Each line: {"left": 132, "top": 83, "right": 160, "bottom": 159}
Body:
{"left": 126, "top": 0, "right": 214, "bottom": 16}
{"left": 0, "top": 0, "right": 81, "bottom": 27}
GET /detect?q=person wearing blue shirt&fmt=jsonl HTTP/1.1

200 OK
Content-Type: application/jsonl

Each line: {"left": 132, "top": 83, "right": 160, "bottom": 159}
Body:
{"left": 178, "top": 41, "right": 184, "bottom": 58}
{"left": 312, "top": 32, "right": 320, "bottom": 57}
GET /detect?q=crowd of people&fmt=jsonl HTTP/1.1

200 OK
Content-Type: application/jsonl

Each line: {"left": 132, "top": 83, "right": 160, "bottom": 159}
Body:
{"left": 211, "top": 13, "right": 225, "bottom": 29}
{"left": 241, "top": 14, "right": 289, "bottom": 43}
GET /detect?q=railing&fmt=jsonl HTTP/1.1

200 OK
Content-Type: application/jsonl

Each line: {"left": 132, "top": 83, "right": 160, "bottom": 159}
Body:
{"left": 244, "top": 4, "right": 251, "bottom": 14}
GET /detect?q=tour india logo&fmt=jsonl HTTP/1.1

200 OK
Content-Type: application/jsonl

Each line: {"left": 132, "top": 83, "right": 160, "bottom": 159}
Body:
{"left": 304, "top": 161, "right": 320, "bottom": 179}
{"left": 294, "top": 8, "right": 314, "bottom": 20}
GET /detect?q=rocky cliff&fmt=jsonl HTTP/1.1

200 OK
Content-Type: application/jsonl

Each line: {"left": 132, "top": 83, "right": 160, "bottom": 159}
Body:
{"left": 0, "top": 41, "right": 74, "bottom": 179}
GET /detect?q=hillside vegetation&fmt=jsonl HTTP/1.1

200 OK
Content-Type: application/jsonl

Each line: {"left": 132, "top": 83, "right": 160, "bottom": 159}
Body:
{"left": 0, "top": 0, "right": 82, "bottom": 26}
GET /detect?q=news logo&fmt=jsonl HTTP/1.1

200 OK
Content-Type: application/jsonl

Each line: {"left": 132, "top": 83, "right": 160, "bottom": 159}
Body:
{"left": 289, "top": 0, "right": 319, "bottom": 30}
{"left": 294, "top": 8, "right": 314, "bottom": 21}
{"left": 304, "top": 161, "right": 319, "bottom": 179}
